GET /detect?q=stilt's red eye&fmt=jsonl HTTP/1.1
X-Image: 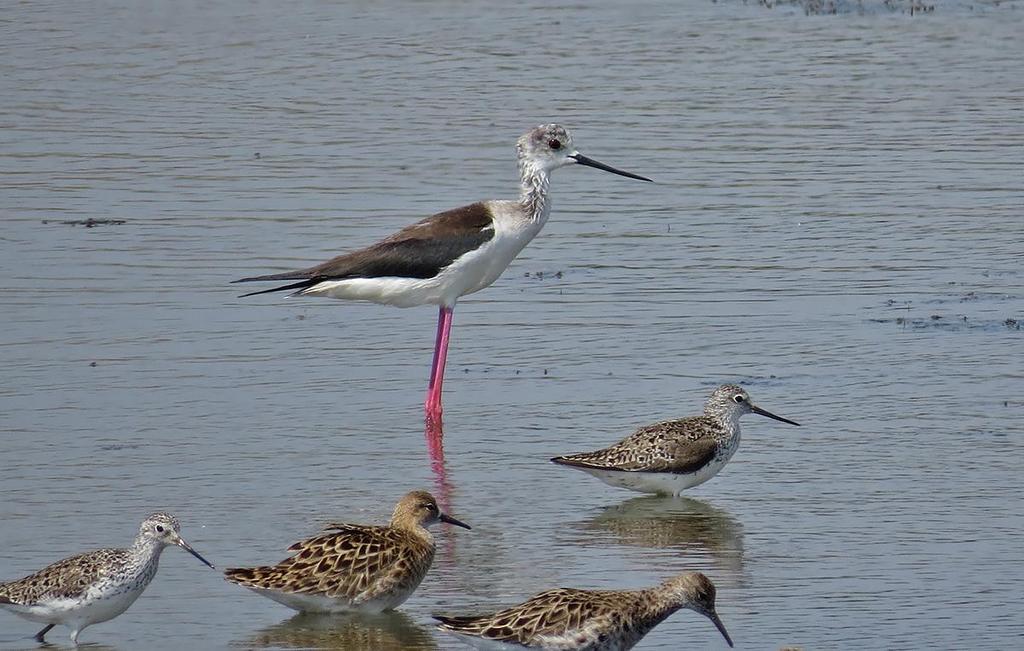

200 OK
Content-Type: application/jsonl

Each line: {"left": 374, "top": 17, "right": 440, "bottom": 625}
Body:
{"left": 548, "top": 139, "right": 562, "bottom": 150}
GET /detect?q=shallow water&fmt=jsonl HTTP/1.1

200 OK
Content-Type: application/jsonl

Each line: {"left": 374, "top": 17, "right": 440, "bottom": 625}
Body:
{"left": 2, "top": 1, "right": 1022, "bottom": 649}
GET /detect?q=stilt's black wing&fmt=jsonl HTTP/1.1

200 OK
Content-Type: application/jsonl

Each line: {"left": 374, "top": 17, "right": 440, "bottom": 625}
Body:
{"left": 234, "top": 202, "right": 495, "bottom": 297}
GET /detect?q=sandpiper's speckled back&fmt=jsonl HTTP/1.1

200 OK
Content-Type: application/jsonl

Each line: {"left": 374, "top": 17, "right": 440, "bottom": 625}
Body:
{"left": 0, "top": 548, "right": 135, "bottom": 606}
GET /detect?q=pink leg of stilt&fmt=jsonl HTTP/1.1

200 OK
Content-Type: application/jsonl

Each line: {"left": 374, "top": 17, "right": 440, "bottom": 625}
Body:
{"left": 425, "top": 305, "right": 454, "bottom": 424}
{"left": 427, "top": 306, "right": 446, "bottom": 389}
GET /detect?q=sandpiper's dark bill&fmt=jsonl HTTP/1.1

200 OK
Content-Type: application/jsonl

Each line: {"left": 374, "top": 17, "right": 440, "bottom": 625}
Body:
{"left": 749, "top": 404, "right": 800, "bottom": 426}
{"left": 439, "top": 513, "right": 471, "bottom": 530}
{"left": 177, "top": 539, "right": 216, "bottom": 569}
{"left": 707, "top": 610, "right": 734, "bottom": 647}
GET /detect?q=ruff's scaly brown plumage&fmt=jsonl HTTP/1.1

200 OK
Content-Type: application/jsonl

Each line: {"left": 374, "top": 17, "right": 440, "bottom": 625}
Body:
{"left": 434, "top": 572, "right": 732, "bottom": 650}
{"left": 224, "top": 490, "right": 469, "bottom": 613}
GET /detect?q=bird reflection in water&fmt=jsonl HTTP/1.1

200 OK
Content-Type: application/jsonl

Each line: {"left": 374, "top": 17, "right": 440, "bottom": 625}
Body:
{"left": 424, "top": 419, "right": 459, "bottom": 569}
{"left": 573, "top": 497, "right": 745, "bottom": 578}
{"left": 424, "top": 420, "right": 453, "bottom": 519}
{"left": 234, "top": 610, "right": 438, "bottom": 651}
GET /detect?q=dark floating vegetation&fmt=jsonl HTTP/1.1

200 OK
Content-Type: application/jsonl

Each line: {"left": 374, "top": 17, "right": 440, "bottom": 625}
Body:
{"left": 96, "top": 442, "right": 144, "bottom": 451}
{"left": 710, "top": 374, "right": 782, "bottom": 388}
{"left": 745, "top": 0, "right": 938, "bottom": 15}
{"left": 868, "top": 314, "right": 1021, "bottom": 332}
{"left": 42, "top": 218, "right": 127, "bottom": 228}
{"left": 868, "top": 281, "right": 1021, "bottom": 331}
{"left": 460, "top": 366, "right": 551, "bottom": 376}
{"left": 869, "top": 292, "right": 1020, "bottom": 332}
{"left": 523, "top": 270, "right": 565, "bottom": 281}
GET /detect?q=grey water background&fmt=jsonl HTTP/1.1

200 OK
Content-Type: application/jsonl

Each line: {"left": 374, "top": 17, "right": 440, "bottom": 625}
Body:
{"left": 2, "top": 0, "right": 1022, "bottom": 649}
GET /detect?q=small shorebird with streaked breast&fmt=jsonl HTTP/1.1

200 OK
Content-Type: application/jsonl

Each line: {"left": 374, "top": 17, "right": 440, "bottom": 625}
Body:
{"left": 233, "top": 124, "right": 651, "bottom": 424}
{"left": 223, "top": 490, "right": 470, "bottom": 613}
{"left": 552, "top": 384, "right": 800, "bottom": 496}
{"left": 0, "top": 512, "right": 214, "bottom": 645}
{"left": 434, "top": 571, "right": 733, "bottom": 650}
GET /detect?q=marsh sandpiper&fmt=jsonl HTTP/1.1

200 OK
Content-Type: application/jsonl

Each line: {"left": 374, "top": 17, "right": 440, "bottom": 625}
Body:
{"left": 0, "top": 512, "right": 214, "bottom": 645}
{"left": 552, "top": 384, "right": 800, "bottom": 495}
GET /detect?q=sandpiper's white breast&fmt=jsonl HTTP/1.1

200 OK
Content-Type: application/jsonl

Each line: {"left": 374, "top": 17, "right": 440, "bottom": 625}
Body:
{"left": 248, "top": 587, "right": 413, "bottom": 614}
{"left": 66, "top": 589, "right": 145, "bottom": 628}
{"left": 582, "top": 441, "right": 739, "bottom": 496}
{"left": 9, "top": 567, "right": 155, "bottom": 632}
{"left": 436, "top": 633, "right": 534, "bottom": 650}
{"left": 439, "top": 625, "right": 637, "bottom": 651}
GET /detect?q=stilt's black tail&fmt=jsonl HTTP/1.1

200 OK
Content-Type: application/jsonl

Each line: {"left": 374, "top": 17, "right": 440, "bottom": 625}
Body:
{"left": 233, "top": 277, "right": 319, "bottom": 298}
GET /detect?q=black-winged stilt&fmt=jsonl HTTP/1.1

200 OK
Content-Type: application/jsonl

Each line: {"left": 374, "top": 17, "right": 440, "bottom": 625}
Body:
{"left": 234, "top": 124, "right": 651, "bottom": 424}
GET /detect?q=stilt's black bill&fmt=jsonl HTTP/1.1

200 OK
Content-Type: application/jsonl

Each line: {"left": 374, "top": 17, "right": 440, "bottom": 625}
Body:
{"left": 750, "top": 404, "right": 800, "bottom": 427}
{"left": 707, "top": 610, "right": 734, "bottom": 648}
{"left": 569, "top": 153, "right": 652, "bottom": 182}
{"left": 439, "top": 512, "right": 472, "bottom": 530}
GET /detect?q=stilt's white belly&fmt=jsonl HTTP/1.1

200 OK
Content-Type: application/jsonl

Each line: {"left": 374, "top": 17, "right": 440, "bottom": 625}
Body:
{"left": 303, "top": 275, "right": 446, "bottom": 307}
{"left": 303, "top": 205, "right": 542, "bottom": 308}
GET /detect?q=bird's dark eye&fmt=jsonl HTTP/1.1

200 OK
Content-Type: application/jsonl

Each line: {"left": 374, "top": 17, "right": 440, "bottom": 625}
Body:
{"left": 548, "top": 138, "right": 562, "bottom": 150}
{"left": 156, "top": 525, "right": 165, "bottom": 533}
{"left": 733, "top": 395, "right": 745, "bottom": 403}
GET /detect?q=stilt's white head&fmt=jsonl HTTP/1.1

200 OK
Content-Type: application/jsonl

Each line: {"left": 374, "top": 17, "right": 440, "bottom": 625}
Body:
{"left": 516, "top": 124, "right": 652, "bottom": 181}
